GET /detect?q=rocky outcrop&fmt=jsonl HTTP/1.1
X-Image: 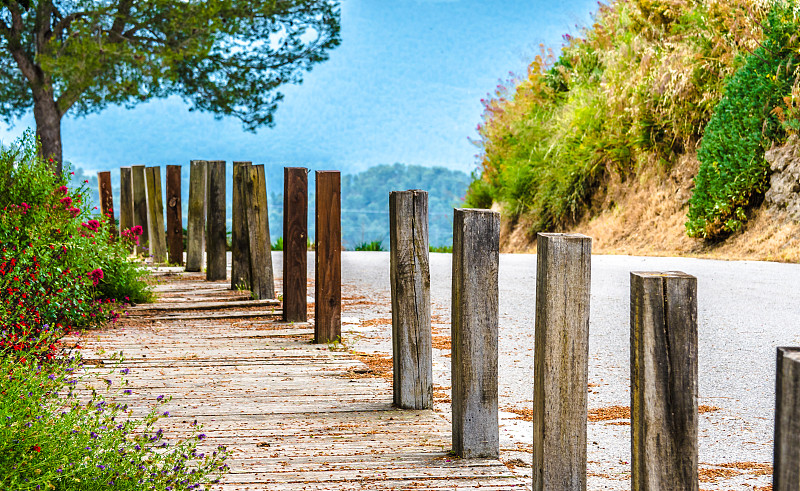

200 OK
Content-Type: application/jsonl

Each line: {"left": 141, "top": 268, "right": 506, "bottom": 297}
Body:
{"left": 765, "top": 136, "right": 800, "bottom": 220}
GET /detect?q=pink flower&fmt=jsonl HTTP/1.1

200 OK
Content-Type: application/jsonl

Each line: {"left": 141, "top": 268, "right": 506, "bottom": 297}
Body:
{"left": 59, "top": 196, "right": 72, "bottom": 207}
{"left": 20, "top": 202, "right": 29, "bottom": 211}
{"left": 88, "top": 268, "right": 104, "bottom": 286}
{"left": 131, "top": 225, "right": 143, "bottom": 236}
{"left": 68, "top": 207, "right": 80, "bottom": 218}
{"left": 82, "top": 220, "right": 100, "bottom": 232}
{"left": 57, "top": 185, "right": 68, "bottom": 194}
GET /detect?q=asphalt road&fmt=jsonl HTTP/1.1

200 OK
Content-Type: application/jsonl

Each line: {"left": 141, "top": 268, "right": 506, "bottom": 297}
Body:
{"left": 275, "top": 251, "right": 800, "bottom": 488}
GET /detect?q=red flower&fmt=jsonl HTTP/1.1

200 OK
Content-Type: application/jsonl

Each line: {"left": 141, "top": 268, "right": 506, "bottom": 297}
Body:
{"left": 32, "top": 445, "right": 41, "bottom": 452}
{"left": 88, "top": 268, "right": 104, "bottom": 286}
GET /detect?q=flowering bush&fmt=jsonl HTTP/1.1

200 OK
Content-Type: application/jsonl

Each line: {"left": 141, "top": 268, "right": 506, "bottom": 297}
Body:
{"left": 0, "top": 131, "right": 153, "bottom": 360}
{"left": 0, "top": 356, "right": 229, "bottom": 490}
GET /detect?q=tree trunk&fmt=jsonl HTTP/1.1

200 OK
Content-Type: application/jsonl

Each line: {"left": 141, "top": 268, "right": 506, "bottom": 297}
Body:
{"left": 33, "top": 94, "right": 63, "bottom": 175}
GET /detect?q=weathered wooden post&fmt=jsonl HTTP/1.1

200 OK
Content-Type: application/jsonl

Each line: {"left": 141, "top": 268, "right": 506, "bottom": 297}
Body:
{"left": 231, "top": 161, "right": 252, "bottom": 290}
{"left": 166, "top": 165, "right": 183, "bottom": 266}
{"left": 97, "top": 171, "right": 116, "bottom": 237}
{"left": 244, "top": 164, "right": 275, "bottom": 299}
{"left": 186, "top": 160, "right": 207, "bottom": 272}
{"left": 630, "top": 271, "right": 698, "bottom": 491}
{"left": 390, "top": 190, "right": 432, "bottom": 409}
{"left": 533, "top": 233, "right": 592, "bottom": 490}
{"left": 145, "top": 166, "right": 167, "bottom": 264}
{"left": 451, "top": 208, "right": 499, "bottom": 458}
{"left": 206, "top": 160, "right": 227, "bottom": 281}
{"left": 131, "top": 165, "right": 149, "bottom": 255}
{"left": 119, "top": 167, "right": 133, "bottom": 239}
{"left": 775, "top": 347, "right": 800, "bottom": 490}
{"left": 283, "top": 167, "right": 308, "bottom": 322}
{"left": 315, "top": 170, "right": 341, "bottom": 343}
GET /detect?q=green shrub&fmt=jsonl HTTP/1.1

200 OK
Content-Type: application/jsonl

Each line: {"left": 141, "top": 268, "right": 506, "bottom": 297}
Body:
{"left": 687, "top": 3, "right": 800, "bottom": 238}
{"left": 271, "top": 237, "right": 283, "bottom": 251}
{"left": 429, "top": 244, "right": 453, "bottom": 253}
{"left": 354, "top": 240, "right": 385, "bottom": 251}
{"left": 0, "top": 355, "right": 229, "bottom": 490}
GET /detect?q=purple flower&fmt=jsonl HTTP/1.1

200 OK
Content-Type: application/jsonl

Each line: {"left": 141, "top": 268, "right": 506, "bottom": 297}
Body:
{"left": 198, "top": 434, "right": 206, "bottom": 440}
{"left": 119, "top": 368, "right": 129, "bottom": 375}
{"left": 123, "top": 389, "right": 132, "bottom": 395}
{"left": 156, "top": 395, "right": 164, "bottom": 401}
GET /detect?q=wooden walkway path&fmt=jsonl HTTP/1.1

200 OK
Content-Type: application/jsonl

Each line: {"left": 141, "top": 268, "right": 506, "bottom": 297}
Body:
{"left": 77, "top": 271, "right": 527, "bottom": 490}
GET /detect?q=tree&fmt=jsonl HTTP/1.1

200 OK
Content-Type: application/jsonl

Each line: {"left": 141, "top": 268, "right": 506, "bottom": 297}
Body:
{"left": 0, "top": 0, "right": 340, "bottom": 174}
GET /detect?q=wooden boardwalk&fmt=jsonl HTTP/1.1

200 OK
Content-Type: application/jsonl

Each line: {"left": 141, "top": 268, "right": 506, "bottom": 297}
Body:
{"left": 77, "top": 272, "right": 527, "bottom": 490}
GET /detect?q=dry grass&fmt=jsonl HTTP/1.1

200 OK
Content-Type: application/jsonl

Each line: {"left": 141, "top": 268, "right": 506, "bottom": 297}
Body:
{"left": 431, "top": 335, "right": 451, "bottom": 350}
{"left": 504, "top": 407, "right": 534, "bottom": 422}
{"left": 344, "top": 352, "right": 393, "bottom": 381}
{"left": 588, "top": 405, "right": 630, "bottom": 422}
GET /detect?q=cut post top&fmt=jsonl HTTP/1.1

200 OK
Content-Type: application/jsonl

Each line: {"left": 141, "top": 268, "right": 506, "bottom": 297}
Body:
{"left": 454, "top": 207, "right": 498, "bottom": 217}
{"left": 778, "top": 347, "right": 800, "bottom": 362}
{"left": 631, "top": 271, "right": 696, "bottom": 280}
{"left": 537, "top": 232, "right": 592, "bottom": 240}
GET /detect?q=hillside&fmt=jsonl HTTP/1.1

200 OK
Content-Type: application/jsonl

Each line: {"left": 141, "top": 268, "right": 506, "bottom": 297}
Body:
{"left": 467, "top": 0, "right": 800, "bottom": 261}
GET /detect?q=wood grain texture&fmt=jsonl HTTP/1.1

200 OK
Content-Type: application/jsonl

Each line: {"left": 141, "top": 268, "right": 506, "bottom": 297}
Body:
{"left": 131, "top": 165, "right": 149, "bottom": 255}
{"left": 390, "top": 190, "right": 432, "bottom": 409}
{"left": 451, "top": 208, "right": 500, "bottom": 459}
{"left": 97, "top": 171, "right": 116, "bottom": 237}
{"left": 315, "top": 171, "right": 341, "bottom": 343}
{"left": 282, "top": 167, "right": 308, "bottom": 322}
{"left": 775, "top": 347, "right": 800, "bottom": 491}
{"left": 166, "top": 165, "right": 183, "bottom": 266}
{"left": 206, "top": 161, "right": 227, "bottom": 281}
{"left": 119, "top": 167, "right": 133, "bottom": 241}
{"left": 244, "top": 164, "right": 275, "bottom": 299}
{"left": 145, "top": 166, "right": 167, "bottom": 264}
{"left": 65, "top": 275, "right": 525, "bottom": 490}
{"left": 186, "top": 160, "right": 206, "bottom": 272}
{"left": 231, "top": 161, "right": 252, "bottom": 290}
{"left": 630, "top": 271, "right": 698, "bottom": 491}
{"left": 533, "top": 233, "right": 592, "bottom": 491}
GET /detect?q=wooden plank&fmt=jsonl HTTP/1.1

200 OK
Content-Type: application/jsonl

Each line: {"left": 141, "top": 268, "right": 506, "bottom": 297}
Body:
{"left": 630, "top": 271, "right": 698, "bottom": 491}
{"left": 231, "top": 161, "right": 252, "bottom": 291}
{"left": 283, "top": 167, "right": 308, "bottom": 322}
{"left": 145, "top": 166, "right": 167, "bottom": 263}
{"left": 131, "top": 164, "right": 149, "bottom": 255}
{"left": 315, "top": 170, "right": 341, "bottom": 343}
{"left": 533, "top": 233, "right": 591, "bottom": 491}
{"left": 390, "top": 190, "right": 432, "bottom": 409}
{"left": 774, "top": 347, "right": 800, "bottom": 490}
{"left": 186, "top": 160, "right": 207, "bottom": 272}
{"left": 166, "top": 165, "right": 183, "bottom": 266}
{"left": 141, "top": 311, "right": 283, "bottom": 321}
{"left": 119, "top": 166, "right": 133, "bottom": 241}
{"left": 450, "top": 208, "right": 499, "bottom": 459}
{"left": 206, "top": 160, "right": 227, "bottom": 281}
{"left": 127, "top": 298, "right": 280, "bottom": 312}
{"left": 245, "top": 164, "right": 275, "bottom": 299}
{"left": 97, "top": 170, "right": 116, "bottom": 237}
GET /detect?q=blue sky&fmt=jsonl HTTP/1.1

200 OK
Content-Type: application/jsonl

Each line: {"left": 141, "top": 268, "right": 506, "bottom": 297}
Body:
{"left": 1, "top": 0, "right": 599, "bottom": 175}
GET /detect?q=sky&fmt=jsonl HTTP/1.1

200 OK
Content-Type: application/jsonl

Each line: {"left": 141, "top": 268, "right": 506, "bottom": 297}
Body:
{"left": 0, "top": 0, "right": 599, "bottom": 176}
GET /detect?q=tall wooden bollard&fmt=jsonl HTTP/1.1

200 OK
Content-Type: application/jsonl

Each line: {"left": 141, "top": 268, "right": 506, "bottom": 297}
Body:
{"left": 131, "top": 165, "right": 149, "bottom": 255}
{"left": 145, "top": 166, "right": 167, "bottom": 264}
{"left": 186, "top": 160, "right": 207, "bottom": 272}
{"left": 244, "top": 164, "right": 275, "bottom": 299}
{"left": 630, "top": 271, "right": 698, "bottom": 491}
{"left": 206, "top": 161, "right": 227, "bottom": 281}
{"left": 533, "top": 233, "right": 592, "bottom": 490}
{"left": 390, "top": 190, "right": 432, "bottom": 409}
{"left": 231, "top": 161, "right": 252, "bottom": 290}
{"left": 775, "top": 347, "right": 800, "bottom": 490}
{"left": 166, "top": 165, "right": 183, "bottom": 266}
{"left": 314, "top": 170, "right": 341, "bottom": 343}
{"left": 451, "top": 208, "right": 499, "bottom": 458}
{"left": 283, "top": 167, "right": 308, "bottom": 322}
{"left": 119, "top": 167, "right": 134, "bottom": 248}
{"left": 97, "top": 171, "right": 116, "bottom": 237}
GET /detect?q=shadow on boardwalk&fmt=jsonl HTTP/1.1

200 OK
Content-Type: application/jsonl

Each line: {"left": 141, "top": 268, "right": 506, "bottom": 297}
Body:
{"left": 77, "top": 271, "right": 527, "bottom": 490}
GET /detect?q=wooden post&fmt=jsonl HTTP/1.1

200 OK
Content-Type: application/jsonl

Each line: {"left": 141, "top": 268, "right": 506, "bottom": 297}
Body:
{"left": 283, "top": 167, "right": 308, "bottom": 322}
{"left": 131, "top": 165, "right": 149, "bottom": 255}
{"left": 533, "top": 233, "right": 592, "bottom": 490}
{"left": 630, "top": 271, "right": 698, "bottom": 491}
{"left": 314, "top": 170, "right": 341, "bottom": 343}
{"left": 390, "top": 190, "right": 432, "bottom": 409}
{"left": 186, "top": 160, "right": 206, "bottom": 272}
{"left": 231, "top": 161, "right": 252, "bottom": 290}
{"left": 206, "top": 161, "right": 227, "bottom": 281}
{"left": 166, "top": 165, "right": 183, "bottom": 266}
{"left": 144, "top": 166, "right": 167, "bottom": 264}
{"left": 775, "top": 347, "right": 800, "bottom": 490}
{"left": 97, "top": 171, "right": 116, "bottom": 237}
{"left": 119, "top": 167, "right": 133, "bottom": 236}
{"left": 244, "top": 164, "right": 275, "bottom": 299}
{"left": 451, "top": 208, "right": 500, "bottom": 458}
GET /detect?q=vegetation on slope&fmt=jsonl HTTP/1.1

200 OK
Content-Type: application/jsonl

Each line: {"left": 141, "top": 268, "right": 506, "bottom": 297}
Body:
{"left": 467, "top": 0, "right": 800, "bottom": 242}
